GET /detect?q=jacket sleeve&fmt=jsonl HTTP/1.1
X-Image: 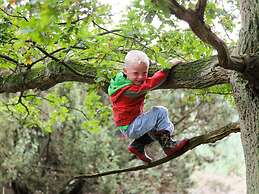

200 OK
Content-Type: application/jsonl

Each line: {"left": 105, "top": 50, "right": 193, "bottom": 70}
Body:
{"left": 124, "top": 70, "right": 168, "bottom": 97}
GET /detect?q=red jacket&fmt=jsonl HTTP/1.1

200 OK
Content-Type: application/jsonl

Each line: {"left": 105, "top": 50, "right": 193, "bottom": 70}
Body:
{"left": 108, "top": 70, "right": 168, "bottom": 127}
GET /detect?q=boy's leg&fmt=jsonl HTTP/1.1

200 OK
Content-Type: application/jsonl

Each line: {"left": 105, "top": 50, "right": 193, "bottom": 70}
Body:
{"left": 126, "top": 106, "right": 188, "bottom": 157}
{"left": 149, "top": 130, "right": 189, "bottom": 156}
{"left": 128, "top": 133, "right": 154, "bottom": 163}
{"left": 126, "top": 106, "right": 174, "bottom": 139}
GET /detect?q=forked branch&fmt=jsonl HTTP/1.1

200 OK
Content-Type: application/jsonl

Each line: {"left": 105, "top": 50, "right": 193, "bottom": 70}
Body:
{"left": 195, "top": 0, "right": 207, "bottom": 19}
{"left": 167, "top": 0, "right": 245, "bottom": 72}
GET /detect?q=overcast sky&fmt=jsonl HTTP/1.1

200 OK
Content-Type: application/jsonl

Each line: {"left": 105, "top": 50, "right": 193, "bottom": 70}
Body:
{"left": 99, "top": 0, "right": 133, "bottom": 23}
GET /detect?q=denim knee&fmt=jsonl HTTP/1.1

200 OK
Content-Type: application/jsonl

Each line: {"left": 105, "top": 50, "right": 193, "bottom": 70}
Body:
{"left": 152, "top": 106, "right": 168, "bottom": 117}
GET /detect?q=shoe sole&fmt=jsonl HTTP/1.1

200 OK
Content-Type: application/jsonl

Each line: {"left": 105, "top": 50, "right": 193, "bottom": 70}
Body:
{"left": 128, "top": 146, "right": 152, "bottom": 163}
{"left": 164, "top": 138, "right": 189, "bottom": 156}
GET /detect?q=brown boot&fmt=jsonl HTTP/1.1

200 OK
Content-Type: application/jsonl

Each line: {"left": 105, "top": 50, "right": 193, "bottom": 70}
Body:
{"left": 151, "top": 130, "right": 189, "bottom": 156}
{"left": 128, "top": 133, "right": 154, "bottom": 163}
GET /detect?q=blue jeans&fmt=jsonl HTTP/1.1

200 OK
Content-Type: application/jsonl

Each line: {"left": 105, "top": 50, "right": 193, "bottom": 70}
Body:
{"left": 122, "top": 106, "right": 174, "bottom": 139}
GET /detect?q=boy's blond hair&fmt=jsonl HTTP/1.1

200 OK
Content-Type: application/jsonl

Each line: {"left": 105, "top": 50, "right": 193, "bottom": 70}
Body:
{"left": 124, "top": 50, "right": 150, "bottom": 67}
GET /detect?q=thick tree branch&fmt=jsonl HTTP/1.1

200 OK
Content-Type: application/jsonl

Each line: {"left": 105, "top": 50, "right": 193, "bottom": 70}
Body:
{"left": 66, "top": 122, "right": 240, "bottom": 182}
{"left": 160, "top": 56, "right": 230, "bottom": 89}
{"left": 0, "top": 56, "right": 230, "bottom": 93}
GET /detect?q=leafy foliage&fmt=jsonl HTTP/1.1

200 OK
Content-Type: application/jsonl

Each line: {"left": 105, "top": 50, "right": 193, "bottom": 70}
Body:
{"left": 0, "top": 0, "right": 243, "bottom": 193}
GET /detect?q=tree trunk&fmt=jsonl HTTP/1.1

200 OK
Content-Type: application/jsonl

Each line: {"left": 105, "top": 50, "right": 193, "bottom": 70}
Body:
{"left": 231, "top": 0, "right": 259, "bottom": 193}
{"left": 231, "top": 74, "right": 259, "bottom": 194}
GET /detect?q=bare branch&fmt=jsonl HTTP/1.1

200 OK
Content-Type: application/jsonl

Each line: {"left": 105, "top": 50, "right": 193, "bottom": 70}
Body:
{"left": 92, "top": 20, "right": 130, "bottom": 39}
{"left": 66, "top": 122, "right": 240, "bottom": 181}
{"left": 18, "top": 92, "right": 30, "bottom": 119}
{"left": 6, "top": 91, "right": 30, "bottom": 119}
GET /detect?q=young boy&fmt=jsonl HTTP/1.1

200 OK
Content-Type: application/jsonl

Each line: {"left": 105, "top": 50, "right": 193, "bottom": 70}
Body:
{"left": 108, "top": 50, "right": 189, "bottom": 163}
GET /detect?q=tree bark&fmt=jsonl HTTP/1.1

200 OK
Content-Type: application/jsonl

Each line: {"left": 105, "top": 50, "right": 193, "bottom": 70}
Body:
{"left": 230, "top": 0, "right": 259, "bottom": 193}
{"left": 0, "top": 56, "right": 230, "bottom": 93}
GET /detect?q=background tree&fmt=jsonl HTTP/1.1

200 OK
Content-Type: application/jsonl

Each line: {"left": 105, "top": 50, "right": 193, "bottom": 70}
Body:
{"left": 0, "top": 0, "right": 257, "bottom": 193}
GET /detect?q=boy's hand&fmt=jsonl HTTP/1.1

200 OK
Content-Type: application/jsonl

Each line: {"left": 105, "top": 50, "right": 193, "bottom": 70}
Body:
{"left": 168, "top": 58, "right": 183, "bottom": 68}
{"left": 149, "top": 60, "right": 159, "bottom": 67}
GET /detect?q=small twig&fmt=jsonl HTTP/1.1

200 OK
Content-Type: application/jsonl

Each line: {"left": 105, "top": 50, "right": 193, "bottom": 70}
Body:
{"left": 0, "top": 53, "right": 20, "bottom": 65}
{"left": 57, "top": 15, "right": 90, "bottom": 25}
{"left": 29, "top": 47, "right": 68, "bottom": 68}
{"left": 18, "top": 92, "right": 30, "bottom": 119}
{"left": 29, "top": 44, "right": 94, "bottom": 68}
{"left": 96, "top": 29, "right": 122, "bottom": 36}
{"left": 92, "top": 20, "right": 154, "bottom": 53}
{"left": 6, "top": 91, "right": 30, "bottom": 119}
{"left": 0, "top": 7, "right": 28, "bottom": 21}
{"left": 92, "top": 20, "right": 130, "bottom": 39}
{"left": 26, "top": 40, "right": 85, "bottom": 76}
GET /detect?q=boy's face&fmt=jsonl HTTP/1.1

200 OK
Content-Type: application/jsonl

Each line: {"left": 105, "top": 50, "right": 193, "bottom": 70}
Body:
{"left": 123, "top": 62, "right": 148, "bottom": 85}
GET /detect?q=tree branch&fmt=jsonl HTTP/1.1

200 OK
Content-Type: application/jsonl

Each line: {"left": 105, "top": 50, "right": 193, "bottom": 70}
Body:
{"left": 29, "top": 48, "right": 67, "bottom": 68}
{"left": 27, "top": 41, "right": 85, "bottom": 77}
{"left": 92, "top": 20, "right": 127, "bottom": 38}
{"left": 160, "top": 56, "right": 230, "bottom": 89}
{"left": 0, "top": 55, "right": 230, "bottom": 93}
{"left": 57, "top": 15, "right": 90, "bottom": 25}
{"left": 66, "top": 122, "right": 240, "bottom": 182}
{"left": 195, "top": 0, "right": 207, "bottom": 19}
{"left": 0, "top": 53, "right": 20, "bottom": 65}
{"left": 24, "top": 94, "right": 89, "bottom": 119}
{"left": 92, "top": 20, "right": 155, "bottom": 53}
{"left": 167, "top": 0, "right": 242, "bottom": 72}
{"left": 0, "top": 7, "right": 28, "bottom": 21}
{"left": 97, "top": 29, "right": 123, "bottom": 36}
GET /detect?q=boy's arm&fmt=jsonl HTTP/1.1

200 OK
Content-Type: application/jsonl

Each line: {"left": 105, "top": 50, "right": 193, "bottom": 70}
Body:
{"left": 124, "top": 58, "right": 183, "bottom": 97}
{"left": 124, "top": 70, "right": 168, "bottom": 97}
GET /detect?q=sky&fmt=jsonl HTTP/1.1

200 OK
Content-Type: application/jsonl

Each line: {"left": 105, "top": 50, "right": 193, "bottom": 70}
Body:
{"left": 98, "top": 0, "right": 133, "bottom": 23}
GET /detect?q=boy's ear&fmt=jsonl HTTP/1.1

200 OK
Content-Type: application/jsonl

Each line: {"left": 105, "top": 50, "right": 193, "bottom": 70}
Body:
{"left": 123, "top": 67, "right": 127, "bottom": 74}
